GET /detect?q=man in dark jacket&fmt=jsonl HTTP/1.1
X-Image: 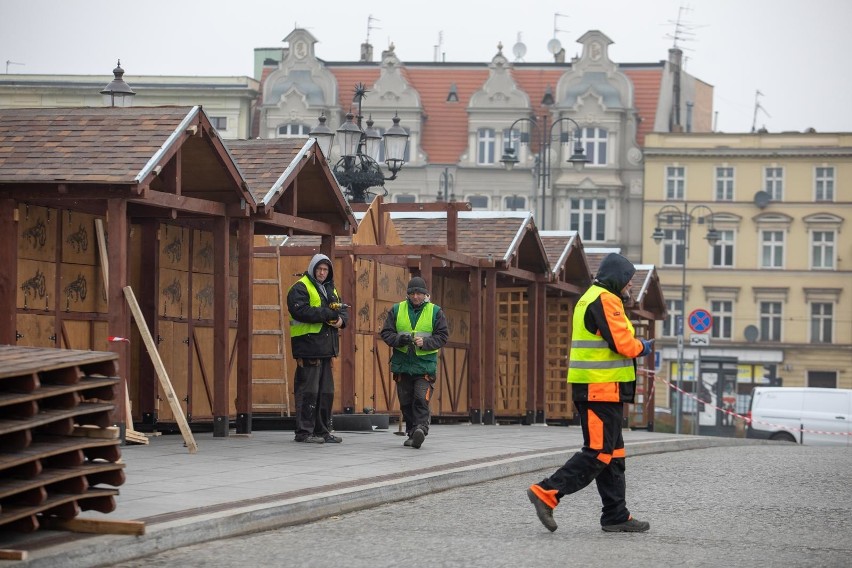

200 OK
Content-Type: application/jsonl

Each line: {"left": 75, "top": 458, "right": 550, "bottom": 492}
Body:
{"left": 287, "top": 254, "right": 348, "bottom": 444}
{"left": 526, "top": 253, "right": 653, "bottom": 532}
{"left": 380, "top": 276, "right": 449, "bottom": 449}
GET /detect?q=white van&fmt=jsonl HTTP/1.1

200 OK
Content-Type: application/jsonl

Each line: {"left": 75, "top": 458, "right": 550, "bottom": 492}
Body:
{"left": 746, "top": 387, "right": 851, "bottom": 446}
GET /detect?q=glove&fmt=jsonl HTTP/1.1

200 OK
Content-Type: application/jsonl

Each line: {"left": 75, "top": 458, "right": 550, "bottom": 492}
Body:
{"left": 638, "top": 338, "right": 654, "bottom": 357}
{"left": 398, "top": 332, "right": 414, "bottom": 347}
{"left": 320, "top": 307, "right": 338, "bottom": 321}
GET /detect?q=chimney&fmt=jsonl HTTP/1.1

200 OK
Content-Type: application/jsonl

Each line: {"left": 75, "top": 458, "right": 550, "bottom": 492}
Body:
{"left": 360, "top": 42, "right": 373, "bottom": 63}
{"left": 669, "top": 47, "right": 683, "bottom": 132}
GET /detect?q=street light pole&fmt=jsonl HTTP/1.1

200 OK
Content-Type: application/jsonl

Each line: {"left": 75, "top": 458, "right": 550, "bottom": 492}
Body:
{"left": 652, "top": 203, "right": 719, "bottom": 435}
{"left": 500, "top": 113, "right": 588, "bottom": 230}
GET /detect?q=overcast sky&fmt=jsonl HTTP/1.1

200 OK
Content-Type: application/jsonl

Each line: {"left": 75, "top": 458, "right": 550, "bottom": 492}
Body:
{"left": 2, "top": 0, "right": 850, "bottom": 133}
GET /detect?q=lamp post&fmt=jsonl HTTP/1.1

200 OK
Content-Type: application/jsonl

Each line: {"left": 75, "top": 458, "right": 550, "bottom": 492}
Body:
{"left": 437, "top": 167, "right": 455, "bottom": 202}
{"left": 651, "top": 203, "right": 720, "bottom": 435}
{"left": 309, "top": 83, "right": 410, "bottom": 203}
{"left": 100, "top": 60, "right": 135, "bottom": 107}
{"left": 500, "top": 95, "right": 588, "bottom": 229}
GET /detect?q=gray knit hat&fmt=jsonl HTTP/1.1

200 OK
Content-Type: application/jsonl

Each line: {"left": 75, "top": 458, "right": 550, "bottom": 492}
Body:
{"left": 407, "top": 276, "right": 428, "bottom": 295}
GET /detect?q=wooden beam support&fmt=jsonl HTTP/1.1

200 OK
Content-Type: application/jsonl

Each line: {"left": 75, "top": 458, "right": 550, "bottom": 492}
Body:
{"left": 339, "top": 253, "right": 356, "bottom": 413}
{"left": 106, "top": 199, "right": 129, "bottom": 433}
{"left": 483, "top": 270, "right": 497, "bottom": 425}
{"left": 213, "top": 217, "right": 230, "bottom": 437}
{"left": 468, "top": 268, "right": 482, "bottom": 424}
{"left": 127, "top": 192, "right": 227, "bottom": 216}
{"left": 137, "top": 221, "right": 159, "bottom": 427}
{"left": 0, "top": 199, "right": 16, "bottom": 344}
{"left": 256, "top": 211, "right": 335, "bottom": 235}
{"left": 525, "top": 280, "right": 539, "bottom": 424}
{"left": 235, "top": 218, "right": 254, "bottom": 434}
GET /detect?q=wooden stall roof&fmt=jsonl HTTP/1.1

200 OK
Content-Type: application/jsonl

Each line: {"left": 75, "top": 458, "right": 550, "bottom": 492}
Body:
{"left": 0, "top": 106, "right": 254, "bottom": 217}
{"left": 539, "top": 230, "right": 592, "bottom": 295}
{"left": 226, "top": 138, "right": 356, "bottom": 236}
{"left": 390, "top": 211, "right": 550, "bottom": 281}
{"left": 585, "top": 248, "right": 666, "bottom": 320}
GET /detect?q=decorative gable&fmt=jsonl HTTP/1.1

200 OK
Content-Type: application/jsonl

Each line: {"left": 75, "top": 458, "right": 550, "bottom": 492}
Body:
{"left": 468, "top": 43, "right": 531, "bottom": 110}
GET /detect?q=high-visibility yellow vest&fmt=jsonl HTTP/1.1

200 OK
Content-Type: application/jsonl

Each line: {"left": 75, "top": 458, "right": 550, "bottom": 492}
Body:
{"left": 568, "top": 285, "right": 636, "bottom": 384}
{"left": 288, "top": 275, "right": 339, "bottom": 337}
{"left": 393, "top": 301, "right": 439, "bottom": 356}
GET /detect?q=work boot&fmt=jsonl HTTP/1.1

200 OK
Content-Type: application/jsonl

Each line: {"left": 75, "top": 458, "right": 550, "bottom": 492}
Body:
{"left": 411, "top": 428, "right": 425, "bottom": 449}
{"left": 601, "top": 516, "right": 650, "bottom": 533}
{"left": 294, "top": 435, "right": 325, "bottom": 444}
{"left": 324, "top": 434, "right": 343, "bottom": 443}
{"left": 526, "top": 487, "right": 557, "bottom": 532}
{"left": 403, "top": 438, "right": 413, "bottom": 447}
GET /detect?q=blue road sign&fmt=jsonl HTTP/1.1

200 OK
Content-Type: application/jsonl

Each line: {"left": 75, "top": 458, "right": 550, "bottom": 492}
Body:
{"left": 688, "top": 308, "right": 712, "bottom": 333}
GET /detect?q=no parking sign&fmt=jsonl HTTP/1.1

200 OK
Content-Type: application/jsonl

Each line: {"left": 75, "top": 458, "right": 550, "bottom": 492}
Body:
{"left": 688, "top": 308, "right": 712, "bottom": 334}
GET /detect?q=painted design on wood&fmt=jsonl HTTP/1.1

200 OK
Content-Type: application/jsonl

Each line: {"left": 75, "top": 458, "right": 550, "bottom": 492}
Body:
{"left": 64, "top": 273, "right": 87, "bottom": 306}
{"left": 65, "top": 224, "right": 89, "bottom": 253}
{"left": 358, "top": 302, "right": 370, "bottom": 327}
{"left": 21, "top": 269, "right": 47, "bottom": 303}
{"left": 163, "top": 236, "right": 183, "bottom": 263}
{"left": 163, "top": 278, "right": 181, "bottom": 305}
{"left": 21, "top": 218, "right": 47, "bottom": 249}
{"left": 357, "top": 266, "right": 370, "bottom": 289}
{"left": 195, "top": 284, "right": 213, "bottom": 311}
{"left": 197, "top": 241, "right": 213, "bottom": 270}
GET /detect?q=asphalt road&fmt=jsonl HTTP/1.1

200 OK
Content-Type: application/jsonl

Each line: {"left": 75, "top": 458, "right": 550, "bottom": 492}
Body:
{"left": 108, "top": 444, "right": 852, "bottom": 568}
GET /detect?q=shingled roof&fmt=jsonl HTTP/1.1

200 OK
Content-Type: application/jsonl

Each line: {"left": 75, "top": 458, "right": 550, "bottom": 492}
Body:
{"left": 390, "top": 211, "right": 549, "bottom": 274}
{"left": 0, "top": 106, "right": 253, "bottom": 209}
{"left": 226, "top": 137, "right": 356, "bottom": 234}
{"left": 585, "top": 248, "right": 665, "bottom": 319}
{"left": 539, "top": 230, "right": 592, "bottom": 292}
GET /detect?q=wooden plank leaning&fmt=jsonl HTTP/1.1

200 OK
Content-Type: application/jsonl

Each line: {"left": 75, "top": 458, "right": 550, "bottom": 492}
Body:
{"left": 95, "top": 219, "right": 148, "bottom": 446}
{"left": 122, "top": 286, "right": 198, "bottom": 454}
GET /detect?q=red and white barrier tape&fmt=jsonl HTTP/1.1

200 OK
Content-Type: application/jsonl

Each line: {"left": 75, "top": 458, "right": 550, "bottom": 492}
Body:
{"left": 637, "top": 368, "right": 850, "bottom": 438}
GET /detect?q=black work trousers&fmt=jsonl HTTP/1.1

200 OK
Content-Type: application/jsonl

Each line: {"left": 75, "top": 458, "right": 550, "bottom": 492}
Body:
{"left": 293, "top": 358, "right": 335, "bottom": 439}
{"left": 395, "top": 373, "right": 434, "bottom": 436}
{"left": 537, "top": 401, "right": 630, "bottom": 526}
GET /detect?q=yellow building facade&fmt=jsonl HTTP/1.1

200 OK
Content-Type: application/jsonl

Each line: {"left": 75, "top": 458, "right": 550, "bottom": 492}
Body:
{"left": 643, "top": 132, "right": 852, "bottom": 425}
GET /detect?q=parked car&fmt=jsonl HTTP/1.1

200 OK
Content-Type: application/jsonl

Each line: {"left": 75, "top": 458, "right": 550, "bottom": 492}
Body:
{"left": 746, "top": 387, "right": 851, "bottom": 446}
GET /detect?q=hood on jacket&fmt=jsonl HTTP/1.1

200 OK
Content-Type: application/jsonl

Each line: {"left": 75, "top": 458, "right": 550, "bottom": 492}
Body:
{"left": 593, "top": 253, "right": 635, "bottom": 294}
{"left": 307, "top": 253, "right": 334, "bottom": 283}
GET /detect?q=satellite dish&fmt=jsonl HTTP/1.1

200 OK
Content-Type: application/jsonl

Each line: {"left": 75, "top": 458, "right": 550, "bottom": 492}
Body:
{"left": 513, "top": 41, "right": 527, "bottom": 60}
{"left": 547, "top": 38, "right": 562, "bottom": 55}
{"left": 744, "top": 325, "right": 759, "bottom": 342}
{"left": 753, "top": 191, "right": 771, "bottom": 209}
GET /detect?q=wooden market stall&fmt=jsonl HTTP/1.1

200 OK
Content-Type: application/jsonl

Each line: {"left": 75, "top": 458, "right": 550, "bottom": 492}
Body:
{"left": 0, "top": 106, "right": 256, "bottom": 438}
{"left": 226, "top": 137, "right": 355, "bottom": 429}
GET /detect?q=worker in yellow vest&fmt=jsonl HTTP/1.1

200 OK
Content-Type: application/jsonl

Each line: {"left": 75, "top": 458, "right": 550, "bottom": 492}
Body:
{"left": 287, "top": 254, "right": 348, "bottom": 444}
{"left": 526, "top": 253, "right": 653, "bottom": 533}
{"left": 380, "top": 276, "right": 448, "bottom": 449}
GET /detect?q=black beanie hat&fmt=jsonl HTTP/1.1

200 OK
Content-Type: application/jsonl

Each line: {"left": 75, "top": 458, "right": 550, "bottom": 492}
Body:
{"left": 407, "top": 277, "right": 428, "bottom": 295}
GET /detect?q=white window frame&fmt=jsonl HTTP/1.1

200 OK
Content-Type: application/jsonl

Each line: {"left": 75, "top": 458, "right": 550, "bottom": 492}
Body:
{"left": 661, "top": 228, "right": 685, "bottom": 267}
{"left": 569, "top": 197, "right": 607, "bottom": 242}
{"left": 662, "top": 298, "right": 683, "bottom": 338}
{"left": 468, "top": 195, "right": 489, "bottom": 209}
{"left": 504, "top": 195, "right": 526, "bottom": 211}
{"left": 710, "top": 299, "right": 733, "bottom": 340}
{"left": 477, "top": 128, "right": 496, "bottom": 165}
{"left": 577, "top": 127, "right": 608, "bottom": 167}
{"left": 712, "top": 229, "right": 735, "bottom": 268}
{"left": 277, "top": 123, "right": 311, "bottom": 137}
{"left": 764, "top": 166, "right": 784, "bottom": 200}
{"left": 210, "top": 116, "right": 228, "bottom": 130}
{"left": 809, "top": 302, "right": 833, "bottom": 344}
{"left": 394, "top": 194, "right": 416, "bottom": 203}
{"left": 760, "top": 230, "right": 785, "bottom": 269}
{"left": 759, "top": 301, "right": 783, "bottom": 342}
{"left": 810, "top": 230, "right": 835, "bottom": 270}
{"left": 715, "top": 166, "right": 734, "bottom": 201}
{"left": 666, "top": 166, "right": 685, "bottom": 200}
{"left": 815, "top": 166, "right": 835, "bottom": 201}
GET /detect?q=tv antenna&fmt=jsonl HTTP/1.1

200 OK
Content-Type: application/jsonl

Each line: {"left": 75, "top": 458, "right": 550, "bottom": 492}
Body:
{"left": 512, "top": 32, "right": 527, "bottom": 62}
{"left": 751, "top": 90, "right": 771, "bottom": 132}
{"left": 547, "top": 12, "right": 570, "bottom": 56}
{"left": 665, "top": 4, "right": 700, "bottom": 51}
{"left": 366, "top": 14, "right": 380, "bottom": 43}
{"left": 5, "top": 60, "right": 24, "bottom": 74}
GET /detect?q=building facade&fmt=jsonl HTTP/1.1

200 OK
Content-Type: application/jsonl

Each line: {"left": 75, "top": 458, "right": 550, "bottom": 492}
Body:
{"left": 253, "top": 29, "right": 713, "bottom": 258}
{"left": 643, "top": 132, "right": 852, "bottom": 427}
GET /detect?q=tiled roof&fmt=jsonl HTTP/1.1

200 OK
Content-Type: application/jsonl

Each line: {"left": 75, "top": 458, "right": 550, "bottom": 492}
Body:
{"left": 226, "top": 138, "right": 305, "bottom": 203}
{"left": 0, "top": 106, "right": 195, "bottom": 183}
{"left": 327, "top": 65, "right": 665, "bottom": 164}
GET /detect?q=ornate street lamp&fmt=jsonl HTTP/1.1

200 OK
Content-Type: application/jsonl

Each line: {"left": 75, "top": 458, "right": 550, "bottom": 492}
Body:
{"left": 100, "top": 60, "right": 135, "bottom": 107}
{"left": 310, "top": 83, "right": 410, "bottom": 203}
{"left": 436, "top": 167, "right": 455, "bottom": 202}
{"left": 500, "top": 94, "right": 588, "bottom": 229}
{"left": 651, "top": 203, "right": 719, "bottom": 435}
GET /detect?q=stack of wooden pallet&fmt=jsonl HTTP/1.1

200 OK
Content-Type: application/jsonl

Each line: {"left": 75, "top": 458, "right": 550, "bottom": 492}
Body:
{"left": 0, "top": 345, "right": 127, "bottom": 534}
